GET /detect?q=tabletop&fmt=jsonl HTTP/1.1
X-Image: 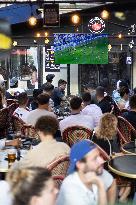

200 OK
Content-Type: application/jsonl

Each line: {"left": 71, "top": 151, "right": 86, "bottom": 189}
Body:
{"left": 108, "top": 154, "right": 136, "bottom": 179}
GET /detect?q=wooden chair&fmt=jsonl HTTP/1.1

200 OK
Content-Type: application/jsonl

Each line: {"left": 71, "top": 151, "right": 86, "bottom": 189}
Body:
{"left": 7, "top": 99, "right": 18, "bottom": 107}
{"left": 117, "top": 116, "right": 136, "bottom": 143}
{"left": 117, "top": 128, "right": 127, "bottom": 147}
{"left": 0, "top": 107, "right": 9, "bottom": 138}
{"left": 111, "top": 101, "right": 122, "bottom": 117}
{"left": 62, "top": 126, "right": 92, "bottom": 147}
{"left": 47, "top": 155, "right": 70, "bottom": 188}
{"left": 52, "top": 175, "right": 65, "bottom": 189}
{"left": 12, "top": 115, "right": 26, "bottom": 132}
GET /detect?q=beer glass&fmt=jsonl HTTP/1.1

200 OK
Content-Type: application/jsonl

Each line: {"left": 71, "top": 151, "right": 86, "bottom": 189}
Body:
{"left": 8, "top": 148, "right": 16, "bottom": 164}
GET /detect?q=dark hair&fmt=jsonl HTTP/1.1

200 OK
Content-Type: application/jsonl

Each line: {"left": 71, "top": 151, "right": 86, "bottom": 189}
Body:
{"left": 120, "top": 86, "right": 129, "bottom": 98}
{"left": 70, "top": 96, "right": 82, "bottom": 110}
{"left": 82, "top": 92, "right": 91, "bottom": 103}
{"left": 7, "top": 167, "right": 52, "bottom": 205}
{"left": 30, "top": 65, "right": 37, "bottom": 72}
{"left": 33, "top": 89, "right": 43, "bottom": 100}
{"left": 129, "top": 95, "right": 136, "bottom": 109}
{"left": 42, "top": 83, "right": 54, "bottom": 92}
{"left": 119, "top": 81, "right": 128, "bottom": 89}
{"left": 46, "top": 74, "right": 55, "bottom": 83}
{"left": 35, "top": 116, "right": 59, "bottom": 135}
{"left": 58, "top": 79, "right": 67, "bottom": 86}
{"left": 17, "top": 92, "right": 28, "bottom": 106}
{"left": 37, "top": 93, "right": 50, "bottom": 105}
{"left": 96, "top": 86, "right": 105, "bottom": 98}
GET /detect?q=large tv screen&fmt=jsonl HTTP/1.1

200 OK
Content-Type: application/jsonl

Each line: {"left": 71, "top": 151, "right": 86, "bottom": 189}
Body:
{"left": 54, "top": 33, "right": 108, "bottom": 64}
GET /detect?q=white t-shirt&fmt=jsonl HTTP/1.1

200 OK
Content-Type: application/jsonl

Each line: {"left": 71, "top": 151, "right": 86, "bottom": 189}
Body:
{"left": 56, "top": 169, "right": 113, "bottom": 205}
{"left": 0, "top": 181, "right": 12, "bottom": 205}
{"left": 13, "top": 107, "right": 30, "bottom": 123}
{"left": 82, "top": 104, "right": 103, "bottom": 127}
{"left": 26, "top": 108, "right": 56, "bottom": 126}
{"left": 59, "top": 113, "right": 94, "bottom": 134}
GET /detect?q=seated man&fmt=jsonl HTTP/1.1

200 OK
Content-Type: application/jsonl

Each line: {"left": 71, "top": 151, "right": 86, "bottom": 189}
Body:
{"left": 13, "top": 116, "right": 70, "bottom": 168}
{"left": 56, "top": 140, "right": 116, "bottom": 205}
{"left": 42, "top": 83, "right": 54, "bottom": 110}
{"left": 13, "top": 92, "right": 29, "bottom": 123}
{"left": 59, "top": 96, "right": 94, "bottom": 134}
{"left": 26, "top": 93, "right": 56, "bottom": 126}
{"left": 82, "top": 92, "right": 102, "bottom": 127}
{"left": 122, "top": 94, "right": 136, "bottom": 130}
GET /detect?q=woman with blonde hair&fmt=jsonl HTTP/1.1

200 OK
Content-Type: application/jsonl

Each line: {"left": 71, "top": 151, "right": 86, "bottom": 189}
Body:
{"left": 91, "top": 113, "right": 120, "bottom": 156}
{"left": 6, "top": 167, "right": 58, "bottom": 205}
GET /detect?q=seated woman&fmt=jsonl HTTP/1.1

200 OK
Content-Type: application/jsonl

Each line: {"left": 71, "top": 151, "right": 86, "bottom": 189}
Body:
{"left": 91, "top": 113, "right": 120, "bottom": 156}
{"left": 7, "top": 167, "right": 58, "bottom": 205}
{"left": 91, "top": 113, "right": 131, "bottom": 203}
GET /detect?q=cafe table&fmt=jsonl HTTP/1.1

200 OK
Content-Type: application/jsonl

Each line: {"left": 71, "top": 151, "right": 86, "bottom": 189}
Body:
{"left": 108, "top": 154, "right": 136, "bottom": 179}
{"left": 121, "top": 141, "right": 136, "bottom": 155}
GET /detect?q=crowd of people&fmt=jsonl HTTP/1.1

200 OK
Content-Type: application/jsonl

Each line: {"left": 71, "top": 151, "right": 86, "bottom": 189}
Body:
{"left": 0, "top": 74, "right": 136, "bottom": 205}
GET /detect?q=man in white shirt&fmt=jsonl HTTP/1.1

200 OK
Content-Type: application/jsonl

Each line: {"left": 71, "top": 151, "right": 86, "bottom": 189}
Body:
{"left": 13, "top": 92, "right": 29, "bottom": 123}
{"left": 59, "top": 96, "right": 94, "bottom": 134}
{"left": 82, "top": 92, "right": 103, "bottom": 127}
{"left": 56, "top": 140, "right": 116, "bottom": 205}
{"left": 26, "top": 93, "right": 56, "bottom": 126}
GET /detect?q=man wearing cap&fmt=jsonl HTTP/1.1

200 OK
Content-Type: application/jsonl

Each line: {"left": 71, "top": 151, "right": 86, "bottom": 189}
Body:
{"left": 56, "top": 140, "right": 116, "bottom": 205}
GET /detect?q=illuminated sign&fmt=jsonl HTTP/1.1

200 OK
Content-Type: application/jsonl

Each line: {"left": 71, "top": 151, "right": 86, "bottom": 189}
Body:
{"left": 88, "top": 17, "right": 105, "bottom": 34}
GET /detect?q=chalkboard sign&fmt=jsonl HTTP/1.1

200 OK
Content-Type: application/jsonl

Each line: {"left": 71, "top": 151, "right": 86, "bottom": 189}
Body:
{"left": 45, "top": 45, "right": 60, "bottom": 72}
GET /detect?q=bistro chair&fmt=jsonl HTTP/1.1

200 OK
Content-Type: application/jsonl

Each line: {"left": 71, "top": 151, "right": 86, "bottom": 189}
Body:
{"left": 8, "top": 103, "right": 19, "bottom": 121}
{"left": 12, "top": 115, "right": 25, "bottom": 132}
{"left": 117, "top": 116, "right": 136, "bottom": 143}
{"left": 0, "top": 107, "right": 9, "bottom": 138}
{"left": 7, "top": 99, "right": 18, "bottom": 107}
{"left": 111, "top": 101, "right": 122, "bottom": 117}
{"left": 47, "top": 155, "right": 69, "bottom": 188}
{"left": 62, "top": 126, "right": 92, "bottom": 147}
{"left": 117, "top": 128, "right": 127, "bottom": 147}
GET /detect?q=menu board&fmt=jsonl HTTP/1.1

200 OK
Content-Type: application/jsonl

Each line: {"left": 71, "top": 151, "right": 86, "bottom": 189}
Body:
{"left": 45, "top": 45, "right": 60, "bottom": 72}
{"left": 43, "top": 4, "right": 59, "bottom": 27}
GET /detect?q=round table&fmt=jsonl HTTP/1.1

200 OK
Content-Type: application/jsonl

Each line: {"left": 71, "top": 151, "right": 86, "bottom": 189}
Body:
{"left": 108, "top": 155, "right": 136, "bottom": 179}
{"left": 122, "top": 141, "right": 136, "bottom": 155}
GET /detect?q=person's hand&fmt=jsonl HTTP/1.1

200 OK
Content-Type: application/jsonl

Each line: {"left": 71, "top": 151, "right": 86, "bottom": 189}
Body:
{"left": 84, "top": 172, "right": 104, "bottom": 187}
{"left": 119, "top": 185, "right": 131, "bottom": 203}
{"left": 10, "top": 139, "right": 21, "bottom": 147}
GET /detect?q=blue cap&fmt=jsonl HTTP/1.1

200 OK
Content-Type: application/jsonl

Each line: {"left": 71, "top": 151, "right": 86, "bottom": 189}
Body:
{"left": 68, "top": 140, "right": 96, "bottom": 174}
